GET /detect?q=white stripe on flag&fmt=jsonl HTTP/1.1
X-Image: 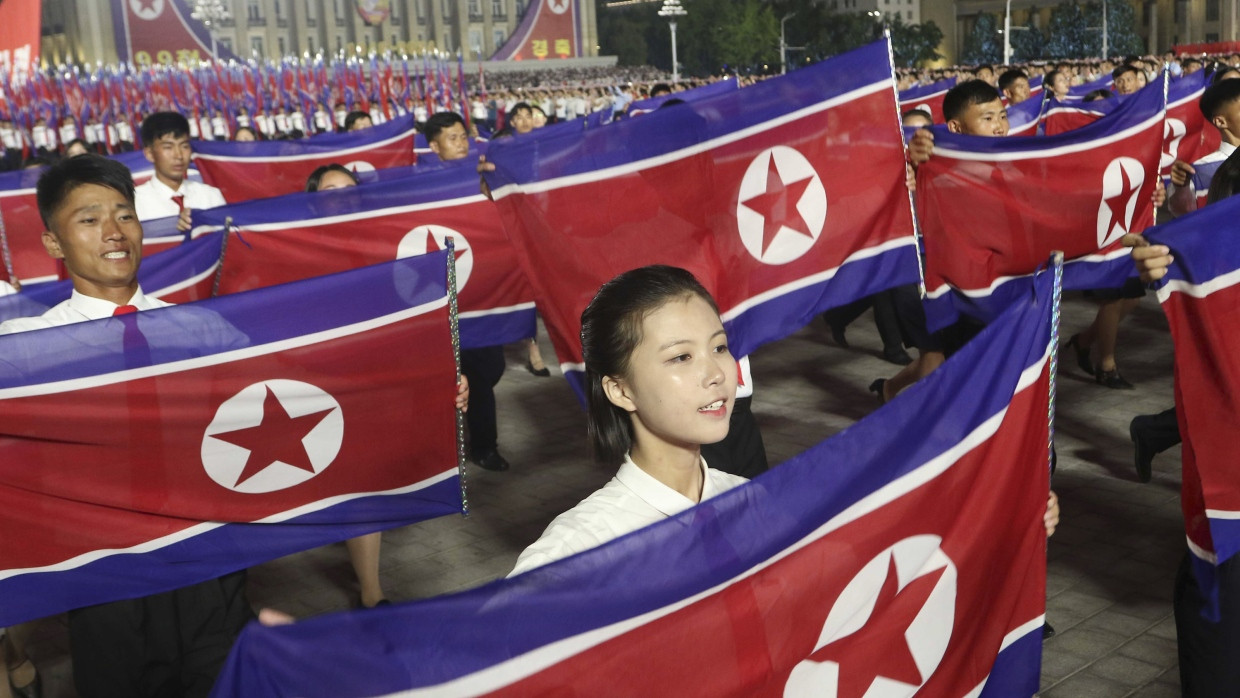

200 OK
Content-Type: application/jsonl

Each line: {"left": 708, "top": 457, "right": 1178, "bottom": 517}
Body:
{"left": 489, "top": 79, "right": 893, "bottom": 200}
{"left": 1156, "top": 265, "right": 1240, "bottom": 303}
{"left": 925, "top": 247, "right": 1131, "bottom": 300}
{"left": 192, "top": 127, "right": 415, "bottom": 163}
{"left": 932, "top": 110, "right": 1164, "bottom": 162}
{"left": 0, "top": 295, "right": 448, "bottom": 400}
{"left": 0, "top": 468, "right": 458, "bottom": 581}
{"left": 148, "top": 262, "right": 219, "bottom": 299}
{"left": 188, "top": 193, "right": 489, "bottom": 237}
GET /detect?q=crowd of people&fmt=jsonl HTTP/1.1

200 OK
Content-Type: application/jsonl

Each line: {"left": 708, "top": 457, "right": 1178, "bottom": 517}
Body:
{"left": 0, "top": 47, "right": 1237, "bottom": 696}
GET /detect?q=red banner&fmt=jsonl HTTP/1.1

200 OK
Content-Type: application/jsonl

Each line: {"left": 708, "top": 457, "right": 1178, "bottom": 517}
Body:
{"left": 111, "top": 0, "right": 227, "bottom": 66}
{"left": 492, "top": 0, "right": 580, "bottom": 61}
{"left": 0, "top": 0, "right": 40, "bottom": 80}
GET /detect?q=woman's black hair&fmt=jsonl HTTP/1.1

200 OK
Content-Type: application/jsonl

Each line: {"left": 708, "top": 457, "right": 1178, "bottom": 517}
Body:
{"left": 304, "top": 163, "right": 359, "bottom": 192}
{"left": 579, "top": 265, "right": 719, "bottom": 466}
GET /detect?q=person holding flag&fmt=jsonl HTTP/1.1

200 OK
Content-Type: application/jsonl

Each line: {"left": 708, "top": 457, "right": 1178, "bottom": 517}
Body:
{"left": 0, "top": 154, "right": 252, "bottom": 697}
{"left": 509, "top": 265, "right": 1060, "bottom": 575}
{"left": 133, "top": 112, "right": 226, "bottom": 232}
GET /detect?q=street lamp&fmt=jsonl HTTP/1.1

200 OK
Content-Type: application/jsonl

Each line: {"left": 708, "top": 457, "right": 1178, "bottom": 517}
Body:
{"left": 658, "top": 0, "right": 687, "bottom": 83}
{"left": 190, "top": 0, "right": 231, "bottom": 62}
{"left": 780, "top": 12, "right": 795, "bottom": 75}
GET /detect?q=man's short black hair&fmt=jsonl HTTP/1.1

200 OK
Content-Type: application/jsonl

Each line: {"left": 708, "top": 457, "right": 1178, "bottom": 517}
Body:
{"left": 1200, "top": 77, "right": 1240, "bottom": 119}
{"left": 1112, "top": 64, "right": 1141, "bottom": 81}
{"left": 1210, "top": 63, "right": 1240, "bottom": 86}
{"left": 649, "top": 82, "right": 673, "bottom": 97}
{"left": 423, "top": 111, "right": 465, "bottom": 142}
{"left": 36, "top": 154, "right": 135, "bottom": 228}
{"left": 508, "top": 102, "right": 533, "bottom": 118}
{"left": 343, "top": 110, "right": 372, "bottom": 131}
{"left": 998, "top": 69, "right": 1029, "bottom": 93}
{"left": 975, "top": 64, "right": 994, "bottom": 75}
{"left": 942, "top": 79, "right": 1002, "bottom": 122}
{"left": 139, "top": 111, "right": 190, "bottom": 145}
{"left": 1083, "top": 89, "right": 1116, "bottom": 102}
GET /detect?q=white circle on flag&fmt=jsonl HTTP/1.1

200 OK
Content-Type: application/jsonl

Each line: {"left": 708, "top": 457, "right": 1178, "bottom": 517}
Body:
{"left": 1160, "top": 118, "right": 1186, "bottom": 170}
{"left": 344, "top": 160, "right": 377, "bottom": 173}
{"left": 547, "top": 0, "right": 571, "bottom": 14}
{"left": 783, "top": 535, "right": 957, "bottom": 698}
{"left": 201, "top": 379, "right": 344, "bottom": 494}
{"left": 396, "top": 225, "right": 473, "bottom": 291}
{"left": 1096, "top": 156, "right": 1146, "bottom": 248}
{"left": 735, "top": 146, "right": 827, "bottom": 265}
{"left": 130, "top": 0, "right": 164, "bottom": 20}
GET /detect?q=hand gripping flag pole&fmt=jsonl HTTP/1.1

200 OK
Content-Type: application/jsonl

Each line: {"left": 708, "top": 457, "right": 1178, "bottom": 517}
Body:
{"left": 447, "top": 237, "right": 469, "bottom": 515}
{"left": 885, "top": 29, "right": 927, "bottom": 298}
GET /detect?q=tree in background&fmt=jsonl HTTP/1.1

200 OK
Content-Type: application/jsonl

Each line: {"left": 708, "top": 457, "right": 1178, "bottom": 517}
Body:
{"left": 961, "top": 13, "right": 1002, "bottom": 64}
{"left": 889, "top": 15, "right": 945, "bottom": 67}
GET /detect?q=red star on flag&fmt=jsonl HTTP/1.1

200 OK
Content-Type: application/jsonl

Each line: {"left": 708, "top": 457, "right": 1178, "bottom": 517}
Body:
{"left": 740, "top": 155, "right": 815, "bottom": 256}
{"left": 424, "top": 231, "right": 469, "bottom": 267}
{"left": 211, "top": 386, "right": 335, "bottom": 488}
{"left": 137, "top": 0, "right": 158, "bottom": 12}
{"left": 1103, "top": 165, "right": 1139, "bottom": 236}
{"left": 808, "top": 555, "right": 946, "bottom": 698}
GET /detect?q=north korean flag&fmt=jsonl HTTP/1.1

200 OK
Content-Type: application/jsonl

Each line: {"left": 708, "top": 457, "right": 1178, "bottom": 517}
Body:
{"left": 1006, "top": 95, "right": 1045, "bottom": 136}
{"left": 1146, "top": 197, "right": 1240, "bottom": 607}
{"left": 485, "top": 39, "right": 920, "bottom": 383}
{"left": 192, "top": 113, "right": 417, "bottom": 203}
{"left": 191, "top": 161, "right": 536, "bottom": 350}
{"left": 899, "top": 77, "right": 957, "bottom": 123}
{"left": 918, "top": 73, "right": 1165, "bottom": 329}
{"left": 211, "top": 248, "right": 1059, "bottom": 698}
{"left": 0, "top": 230, "right": 224, "bottom": 325}
{"left": 0, "top": 251, "right": 462, "bottom": 626}
{"left": 1164, "top": 71, "right": 1220, "bottom": 174}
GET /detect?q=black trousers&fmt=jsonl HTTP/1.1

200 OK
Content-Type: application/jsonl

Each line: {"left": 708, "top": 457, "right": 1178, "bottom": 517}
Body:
{"left": 701, "top": 397, "right": 769, "bottom": 479}
{"left": 1175, "top": 553, "right": 1240, "bottom": 697}
{"left": 823, "top": 293, "right": 905, "bottom": 355}
{"left": 461, "top": 346, "right": 506, "bottom": 457}
{"left": 69, "top": 570, "right": 253, "bottom": 698}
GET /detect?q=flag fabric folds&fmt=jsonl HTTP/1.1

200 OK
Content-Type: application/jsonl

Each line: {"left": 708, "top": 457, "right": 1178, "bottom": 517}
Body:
{"left": 485, "top": 39, "right": 920, "bottom": 382}
{"left": 918, "top": 74, "right": 1165, "bottom": 329}
{"left": 192, "top": 114, "right": 417, "bottom": 202}
{"left": 211, "top": 253, "right": 1058, "bottom": 698}
{"left": 1146, "top": 196, "right": 1240, "bottom": 612}
{"left": 626, "top": 77, "right": 740, "bottom": 117}
{"left": 191, "top": 162, "right": 535, "bottom": 350}
{"left": 898, "top": 77, "right": 957, "bottom": 123}
{"left": 0, "top": 251, "right": 463, "bottom": 626}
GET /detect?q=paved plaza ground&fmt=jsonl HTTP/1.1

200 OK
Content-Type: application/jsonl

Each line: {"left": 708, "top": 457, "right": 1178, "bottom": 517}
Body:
{"left": 21, "top": 293, "right": 1189, "bottom": 697}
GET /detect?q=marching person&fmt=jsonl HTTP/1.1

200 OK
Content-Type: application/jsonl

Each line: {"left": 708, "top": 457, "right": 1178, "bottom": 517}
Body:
{"left": 133, "top": 112, "right": 227, "bottom": 233}
{"left": 0, "top": 154, "right": 253, "bottom": 698}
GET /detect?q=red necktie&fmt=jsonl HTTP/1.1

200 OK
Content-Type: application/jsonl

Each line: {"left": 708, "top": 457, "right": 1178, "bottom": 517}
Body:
{"left": 171, "top": 194, "right": 185, "bottom": 211}
{"left": 112, "top": 305, "right": 149, "bottom": 368}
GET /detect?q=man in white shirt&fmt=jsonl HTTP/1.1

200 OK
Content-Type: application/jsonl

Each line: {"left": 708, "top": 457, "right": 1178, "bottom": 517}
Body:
{"left": 133, "top": 112, "right": 227, "bottom": 233}
{"left": 0, "top": 154, "right": 252, "bottom": 697}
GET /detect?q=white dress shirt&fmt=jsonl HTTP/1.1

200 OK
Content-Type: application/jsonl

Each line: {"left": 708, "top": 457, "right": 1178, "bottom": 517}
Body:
{"left": 510, "top": 454, "right": 747, "bottom": 576}
{"left": 0, "top": 287, "right": 168, "bottom": 335}
{"left": 133, "top": 176, "right": 226, "bottom": 222}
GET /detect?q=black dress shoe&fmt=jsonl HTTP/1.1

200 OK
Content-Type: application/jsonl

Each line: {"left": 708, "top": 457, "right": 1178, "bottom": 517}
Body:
{"left": 1130, "top": 416, "right": 1155, "bottom": 483}
{"left": 1095, "top": 368, "right": 1135, "bottom": 390}
{"left": 1042, "top": 621, "right": 1056, "bottom": 640}
{"left": 524, "top": 359, "right": 551, "bottom": 377}
{"left": 882, "top": 348, "right": 913, "bottom": 366}
{"left": 1064, "top": 334, "right": 1093, "bottom": 376}
{"left": 472, "top": 450, "right": 511, "bottom": 472}
{"left": 868, "top": 378, "right": 887, "bottom": 405}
